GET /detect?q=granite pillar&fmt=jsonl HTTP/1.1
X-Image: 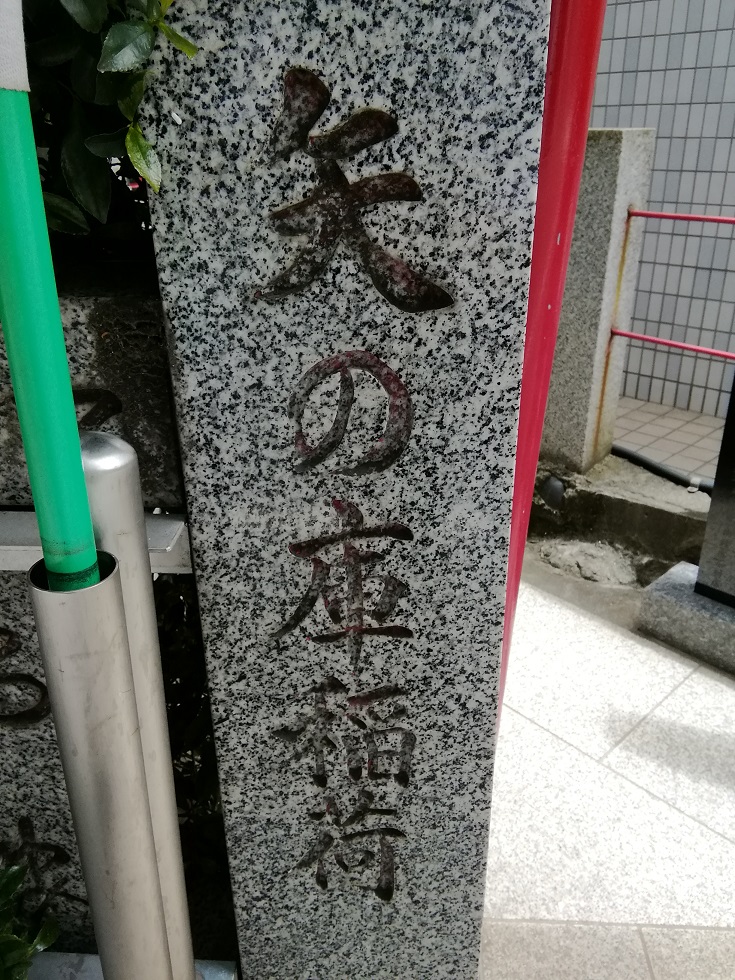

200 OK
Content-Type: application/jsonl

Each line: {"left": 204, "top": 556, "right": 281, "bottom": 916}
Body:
{"left": 148, "top": 2, "right": 549, "bottom": 975}
{"left": 541, "top": 128, "right": 654, "bottom": 473}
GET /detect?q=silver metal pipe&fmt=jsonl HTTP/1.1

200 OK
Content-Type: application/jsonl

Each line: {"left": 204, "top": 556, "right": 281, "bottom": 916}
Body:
{"left": 80, "top": 432, "right": 195, "bottom": 980}
{"left": 29, "top": 553, "right": 174, "bottom": 980}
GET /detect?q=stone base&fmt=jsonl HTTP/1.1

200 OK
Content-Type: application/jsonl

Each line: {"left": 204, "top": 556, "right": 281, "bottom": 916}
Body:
{"left": 638, "top": 562, "right": 735, "bottom": 675}
{"left": 29, "top": 953, "right": 236, "bottom": 980}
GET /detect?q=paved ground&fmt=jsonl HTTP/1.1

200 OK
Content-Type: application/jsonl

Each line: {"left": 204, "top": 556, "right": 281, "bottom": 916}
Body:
{"left": 615, "top": 396, "right": 724, "bottom": 480}
{"left": 481, "top": 580, "right": 735, "bottom": 980}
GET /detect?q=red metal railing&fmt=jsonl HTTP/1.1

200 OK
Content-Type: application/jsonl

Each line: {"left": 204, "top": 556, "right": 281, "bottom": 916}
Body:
{"left": 611, "top": 208, "right": 735, "bottom": 362}
{"left": 611, "top": 329, "right": 735, "bottom": 362}
{"left": 629, "top": 209, "right": 735, "bottom": 226}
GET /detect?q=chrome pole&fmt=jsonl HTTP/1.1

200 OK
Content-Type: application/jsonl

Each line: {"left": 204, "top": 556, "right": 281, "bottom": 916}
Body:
{"left": 29, "top": 553, "right": 173, "bottom": 980}
{"left": 80, "top": 431, "right": 195, "bottom": 980}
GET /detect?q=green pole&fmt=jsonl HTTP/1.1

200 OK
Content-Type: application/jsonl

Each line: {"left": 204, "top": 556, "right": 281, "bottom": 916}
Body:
{"left": 0, "top": 88, "right": 100, "bottom": 590}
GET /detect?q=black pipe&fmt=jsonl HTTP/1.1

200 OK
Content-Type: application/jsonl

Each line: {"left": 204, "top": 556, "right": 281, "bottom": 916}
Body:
{"left": 611, "top": 443, "right": 713, "bottom": 496}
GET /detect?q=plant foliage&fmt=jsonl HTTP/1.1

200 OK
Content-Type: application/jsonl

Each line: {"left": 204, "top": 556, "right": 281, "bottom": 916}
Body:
{"left": 23, "top": 0, "right": 198, "bottom": 234}
{"left": 0, "top": 866, "right": 58, "bottom": 980}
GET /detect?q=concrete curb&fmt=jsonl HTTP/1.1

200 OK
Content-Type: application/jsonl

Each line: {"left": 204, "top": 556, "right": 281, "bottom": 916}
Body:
{"left": 29, "top": 953, "right": 237, "bottom": 980}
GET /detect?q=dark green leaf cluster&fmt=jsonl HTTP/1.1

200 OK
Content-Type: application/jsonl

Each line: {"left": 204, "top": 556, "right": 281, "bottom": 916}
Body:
{"left": 0, "top": 866, "right": 58, "bottom": 980}
{"left": 24, "top": 0, "right": 198, "bottom": 234}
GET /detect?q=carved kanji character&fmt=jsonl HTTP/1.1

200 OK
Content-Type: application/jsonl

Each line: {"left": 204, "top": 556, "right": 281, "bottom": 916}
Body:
{"left": 288, "top": 350, "right": 413, "bottom": 474}
{"left": 272, "top": 676, "right": 416, "bottom": 788}
{"left": 257, "top": 67, "right": 453, "bottom": 313}
{"left": 272, "top": 500, "right": 413, "bottom": 670}
{"left": 0, "top": 817, "right": 87, "bottom": 917}
{"left": 0, "top": 628, "right": 50, "bottom": 729}
{"left": 296, "top": 791, "right": 405, "bottom": 901}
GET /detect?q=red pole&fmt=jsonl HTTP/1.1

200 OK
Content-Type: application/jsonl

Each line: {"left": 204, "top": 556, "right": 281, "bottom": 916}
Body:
{"left": 500, "top": 0, "right": 607, "bottom": 701}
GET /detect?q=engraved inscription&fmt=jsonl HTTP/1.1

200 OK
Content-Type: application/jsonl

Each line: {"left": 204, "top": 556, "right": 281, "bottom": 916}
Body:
{"left": 271, "top": 497, "right": 417, "bottom": 900}
{"left": 273, "top": 677, "right": 415, "bottom": 901}
{"left": 289, "top": 351, "right": 413, "bottom": 475}
{"left": 273, "top": 676, "right": 415, "bottom": 789}
{"left": 72, "top": 387, "right": 123, "bottom": 428}
{"left": 272, "top": 499, "right": 414, "bottom": 671}
{"left": 0, "top": 817, "right": 87, "bottom": 918}
{"left": 297, "top": 807, "right": 405, "bottom": 902}
{"left": 0, "top": 628, "right": 50, "bottom": 729}
{"left": 257, "top": 67, "right": 454, "bottom": 313}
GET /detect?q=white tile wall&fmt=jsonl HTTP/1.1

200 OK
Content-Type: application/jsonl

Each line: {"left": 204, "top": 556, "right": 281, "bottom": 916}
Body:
{"left": 596, "top": 0, "right": 735, "bottom": 417}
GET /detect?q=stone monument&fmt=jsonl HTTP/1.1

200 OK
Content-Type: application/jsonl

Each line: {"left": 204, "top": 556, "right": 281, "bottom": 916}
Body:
{"left": 148, "top": 2, "right": 549, "bottom": 975}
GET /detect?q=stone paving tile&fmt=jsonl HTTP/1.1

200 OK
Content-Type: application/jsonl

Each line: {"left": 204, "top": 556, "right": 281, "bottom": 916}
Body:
{"left": 479, "top": 921, "right": 650, "bottom": 980}
{"left": 613, "top": 397, "right": 723, "bottom": 478}
{"left": 505, "top": 586, "right": 695, "bottom": 760}
{"left": 484, "top": 709, "right": 735, "bottom": 927}
{"left": 606, "top": 667, "right": 735, "bottom": 843}
{"left": 640, "top": 928, "right": 735, "bottom": 980}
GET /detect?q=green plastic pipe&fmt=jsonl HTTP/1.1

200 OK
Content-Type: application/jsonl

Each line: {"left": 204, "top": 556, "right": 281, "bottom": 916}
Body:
{"left": 0, "top": 89, "right": 99, "bottom": 590}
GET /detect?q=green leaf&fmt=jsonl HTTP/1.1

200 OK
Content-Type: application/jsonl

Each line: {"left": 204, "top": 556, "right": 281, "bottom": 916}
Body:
{"left": 27, "top": 34, "right": 81, "bottom": 67}
{"left": 0, "top": 867, "right": 25, "bottom": 909}
{"left": 0, "top": 935, "right": 31, "bottom": 966}
{"left": 94, "top": 69, "right": 127, "bottom": 105}
{"left": 118, "top": 73, "right": 147, "bottom": 120}
{"left": 43, "top": 193, "right": 91, "bottom": 234}
{"left": 159, "top": 22, "right": 197, "bottom": 57}
{"left": 31, "top": 917, "right": 59, "bottom": 954}
{"left": 9, "top": 964, "right": 34, "bottom": 980}
{"left": 127, "top": 0, "right": 160, "bottom": 17}
{"left": 70, "top": 49, "right": 99, "bottom": 101}
{"left": 98, "top": 21, "right": 155, "bottom": 72}
{"left": 59, "top": 0, "right": 109, "bottom": 32}
{"left": 61, "top": 105, "right": 111, "bottom": 222}
{"left": 160, "top": 0, "right": 174, "bottom": 10}
{"left": 126, "top": 123, "right": 161, "bottom": 192}
{"left": 85, "top": 128, "right": 128, "bottom": 158}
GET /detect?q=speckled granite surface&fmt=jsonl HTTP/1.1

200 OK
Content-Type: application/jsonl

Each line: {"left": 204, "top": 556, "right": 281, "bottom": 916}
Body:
{"left": 148, "top": 2, "right": 549, "bottom": 975}
{"left": 541, "top": 129, "right": 654, "bottom": 473}
{"left": 0, "top": 296, "right": 182, "bottom": 509}
{"left": 0, "top": 575, "right": 92, "bottom": 952}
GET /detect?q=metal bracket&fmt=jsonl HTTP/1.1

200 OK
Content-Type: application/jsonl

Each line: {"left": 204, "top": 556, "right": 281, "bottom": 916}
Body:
{"left": 0, "top": 510, "right": 192, "bottom": 575}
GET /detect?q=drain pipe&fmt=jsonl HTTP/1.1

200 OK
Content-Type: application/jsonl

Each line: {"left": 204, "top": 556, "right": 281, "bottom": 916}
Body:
{"left": 29, "top": 554, "right": 174, "bottom": 980}
{"left": 610, "top": 443, "right": 713, "bottom": 495}
{"left": 80, "top": 431, "right": 196, "bottom": 980}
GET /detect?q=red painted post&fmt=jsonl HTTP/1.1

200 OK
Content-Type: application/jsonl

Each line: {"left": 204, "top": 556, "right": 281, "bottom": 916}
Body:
{"left": 500, "top": 0, "right": 607, "bottom": 700}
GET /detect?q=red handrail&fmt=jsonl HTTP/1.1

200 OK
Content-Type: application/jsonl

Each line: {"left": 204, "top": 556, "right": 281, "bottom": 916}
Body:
{"left": 611, "top": 328, "right": 735, "bottom": 362}
{"left": 629, "top": 208, "right": 735, "bottom": 226}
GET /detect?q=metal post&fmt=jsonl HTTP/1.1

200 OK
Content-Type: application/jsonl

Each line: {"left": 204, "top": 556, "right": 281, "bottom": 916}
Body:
{"left": 80, "top": 431, "right": 195, "bottom": 980}
{"left": 501, "top": 0, "right": 607, "bottom": 699}
{"left": 29, "top": 552, "right": 173, "bottom": 980}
